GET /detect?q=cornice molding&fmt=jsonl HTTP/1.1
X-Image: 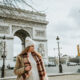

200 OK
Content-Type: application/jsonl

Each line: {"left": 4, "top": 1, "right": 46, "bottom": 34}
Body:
{"left": 0, "top": 5, "right": 48, "bottom": 24}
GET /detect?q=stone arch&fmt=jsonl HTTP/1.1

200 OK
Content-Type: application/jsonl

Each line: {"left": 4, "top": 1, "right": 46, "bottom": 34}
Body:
{"left": 14, "top": 29, "right": 31, "bottom": 49}
{"left": 12, "top": 25, "right": 33, "bottom": 39}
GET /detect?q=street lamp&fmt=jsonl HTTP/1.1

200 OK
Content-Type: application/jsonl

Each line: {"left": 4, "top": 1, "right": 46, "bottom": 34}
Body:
{"left": 1, "top": 35, "right": 6, "bottom": 78}
{"left": 56, "top": 36, "right": 62, "bottom": 73}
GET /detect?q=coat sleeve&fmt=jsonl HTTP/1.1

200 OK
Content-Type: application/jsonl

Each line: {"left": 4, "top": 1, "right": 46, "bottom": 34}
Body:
{"left": 40, "top": 56, "right": 49, "bottom": 80}
{"left": 14, "top": 56, "right": 25, "bottom": 76}
{"left": 40, "top": 56, "right": 46, "bottom": 73}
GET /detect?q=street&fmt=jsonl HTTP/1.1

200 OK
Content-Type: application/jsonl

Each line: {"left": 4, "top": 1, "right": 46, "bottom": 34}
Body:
{"left": 0, "top": 64, "right": 80, "bottom": 80}
{"left": 45, "top": 64, "right": 80, "bottom": 74}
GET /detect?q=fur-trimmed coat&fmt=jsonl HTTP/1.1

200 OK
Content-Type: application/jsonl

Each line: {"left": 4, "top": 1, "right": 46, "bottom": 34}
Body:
{"left": 14, "top": 52, "right": 48, "bottom": 80}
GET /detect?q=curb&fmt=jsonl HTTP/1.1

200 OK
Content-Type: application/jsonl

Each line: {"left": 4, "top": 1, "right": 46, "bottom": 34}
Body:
{"left": 48, "top": 72, "right": 80, "bottom": 77}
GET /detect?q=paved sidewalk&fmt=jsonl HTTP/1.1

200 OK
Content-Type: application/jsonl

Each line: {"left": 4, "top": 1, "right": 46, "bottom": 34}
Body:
{"left": 0, "top": 74, "right": 80, "bottom": 80}
{"left": 0, "top": 72, "right": 80, "bottom": 80}
{"left": 48, "top": 73, "right": 80, "bottom": 80}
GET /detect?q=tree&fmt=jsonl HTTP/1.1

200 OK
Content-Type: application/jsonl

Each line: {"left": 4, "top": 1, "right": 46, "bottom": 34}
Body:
{"left": 0, "top": 0, "right": 37, "bottom": 11}
{"left": 0, "top": 0, "right": 38, "bottom": 16}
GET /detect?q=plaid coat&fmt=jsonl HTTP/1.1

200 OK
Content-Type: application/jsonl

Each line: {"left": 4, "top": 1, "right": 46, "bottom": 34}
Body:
{"left": 14, "top": 52, "right": 47, "bottom": 80}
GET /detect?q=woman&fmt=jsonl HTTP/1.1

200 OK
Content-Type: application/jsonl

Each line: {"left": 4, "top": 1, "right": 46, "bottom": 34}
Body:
{"left": 14, "top": 37, "right": 48, "bottom": 80}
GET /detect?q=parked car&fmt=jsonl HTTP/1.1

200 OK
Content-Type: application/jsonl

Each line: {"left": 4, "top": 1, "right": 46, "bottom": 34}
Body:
{"left": 67, "top": 62, "right": 77, "bottom": 66}
{"left": 77, "top": 63, "right": 80, "bottom": 65}
{"left": 48, "top": 62, "right": 56, "bottom": 67}
{"left": 7, "top": 61, "right": 15, "bottom": 69}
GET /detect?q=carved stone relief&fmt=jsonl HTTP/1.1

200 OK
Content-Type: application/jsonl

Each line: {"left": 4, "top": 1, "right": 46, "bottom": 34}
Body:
{"left": 38, "top": 43, "right": 45, "bottom": 57}
{"left": 35, "top": 30, "right": 45, "bottom": 37}
{"left": 0, "top": 26, "right": 10, "bottom": 34}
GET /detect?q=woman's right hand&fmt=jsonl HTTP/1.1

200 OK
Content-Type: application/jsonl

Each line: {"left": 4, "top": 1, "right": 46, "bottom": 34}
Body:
{"left": 25, "top": 66, "right": 31, "bottom": 71}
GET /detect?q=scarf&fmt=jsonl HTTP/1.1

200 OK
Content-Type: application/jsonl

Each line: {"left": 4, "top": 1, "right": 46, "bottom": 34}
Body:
{"left": 21, "top": 52, "right": 46, "bottom": 80}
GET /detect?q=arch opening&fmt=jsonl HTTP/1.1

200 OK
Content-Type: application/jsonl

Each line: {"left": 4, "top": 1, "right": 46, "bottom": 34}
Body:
{"left": 13, "top": 29, "right": 30, "bottom": 56}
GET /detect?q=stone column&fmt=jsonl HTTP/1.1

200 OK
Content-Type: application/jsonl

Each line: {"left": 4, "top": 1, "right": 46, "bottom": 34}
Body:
{"left": 22, "top": 42, "right": 25, "bottom": 50}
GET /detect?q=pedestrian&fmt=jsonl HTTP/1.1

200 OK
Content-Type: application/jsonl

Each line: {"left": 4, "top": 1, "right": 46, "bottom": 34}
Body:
{"left": 14, "top": 37, "right": 48, "bottom": 80}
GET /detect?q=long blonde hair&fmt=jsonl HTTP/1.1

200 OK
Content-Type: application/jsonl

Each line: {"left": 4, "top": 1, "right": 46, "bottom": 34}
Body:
{"left": 19, "top": 46, "right": 30, "bottom": 56}
{"left": 19, "top": 46, "right": 42, "bottom": 58}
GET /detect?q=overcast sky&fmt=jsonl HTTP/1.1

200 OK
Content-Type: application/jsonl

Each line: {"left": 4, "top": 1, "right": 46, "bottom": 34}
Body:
{"left": 13, "top": 0, "right": 80, "bottom": 57}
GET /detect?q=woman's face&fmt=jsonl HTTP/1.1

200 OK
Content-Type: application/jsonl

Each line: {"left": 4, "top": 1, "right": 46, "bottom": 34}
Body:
{"left": 28, "top": 45, "right": 34, "bottom": 52}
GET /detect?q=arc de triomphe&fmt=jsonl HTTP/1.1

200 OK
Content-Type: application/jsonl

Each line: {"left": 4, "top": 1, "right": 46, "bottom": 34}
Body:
{"left": 0, "top": 5, "right": 48, "bottom": 65}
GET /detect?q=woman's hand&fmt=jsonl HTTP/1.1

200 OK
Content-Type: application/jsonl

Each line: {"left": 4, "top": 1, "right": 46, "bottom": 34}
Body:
{"left": 31, "top": 49, "right": 37, "bottom": 53}
{"left": 25, "top": 66, "right": 31, "bottom": 71}
{"left": 32, "top": 50, "right": 42, "bottom": 58}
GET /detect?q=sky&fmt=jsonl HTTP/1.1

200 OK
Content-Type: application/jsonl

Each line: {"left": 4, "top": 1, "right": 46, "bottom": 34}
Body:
{"left": 13, "top": 0, "right": 80, "bottom": 57}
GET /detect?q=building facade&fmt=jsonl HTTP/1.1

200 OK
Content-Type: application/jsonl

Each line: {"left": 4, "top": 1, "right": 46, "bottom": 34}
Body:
{"left": 0, "top": 5, "right": 48, "bottom": 65}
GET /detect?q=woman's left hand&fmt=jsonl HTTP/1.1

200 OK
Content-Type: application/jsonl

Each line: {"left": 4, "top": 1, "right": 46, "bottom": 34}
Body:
{"left": 31, "top": 50, "right": 37, "bottom": 53}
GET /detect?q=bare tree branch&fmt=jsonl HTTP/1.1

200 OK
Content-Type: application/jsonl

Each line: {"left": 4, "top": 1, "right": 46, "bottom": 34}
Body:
{"left": 1, "top": 0, "right": 37, "bottom": 11}
{"left": 19, "top": 0, "right": 37, "bottom": 11}
{"left": 0, "top": 0, "right": 47, "bottom": 16}
{"left": 13, "top": 0, "right": 19, "bottom": 8}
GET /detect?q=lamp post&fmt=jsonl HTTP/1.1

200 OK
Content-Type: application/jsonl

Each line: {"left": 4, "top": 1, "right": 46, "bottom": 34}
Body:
{"left": 1, "top": 35, "right": 6, "bottom": 78}
{"left": 56, "top": 36, "right": 62, "bottom": 73}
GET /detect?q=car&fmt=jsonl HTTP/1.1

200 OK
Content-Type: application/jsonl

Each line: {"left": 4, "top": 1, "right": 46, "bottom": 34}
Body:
{"left": 7, "top": 61, "right": 15, "bottom": 69}
{"left": 48, "top": 62, "right": 56, "bottom": 67}
{"left": 67, "top": 62, "right": 77, "bottom": 66}
{"left": 77, "top": 63, "right": 80, "bottom": 65}
{"left": 0, "top": 60, "right": 8, "bottom": 69}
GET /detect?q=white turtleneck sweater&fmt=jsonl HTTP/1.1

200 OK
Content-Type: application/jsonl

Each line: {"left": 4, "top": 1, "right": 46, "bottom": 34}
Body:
{"left": 26, "top": 53, "right": 40, "bottom": 80}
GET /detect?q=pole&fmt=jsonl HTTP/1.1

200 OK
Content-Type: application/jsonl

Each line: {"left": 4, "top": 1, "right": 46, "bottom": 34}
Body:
{"left": 1, "top": 37, "right": 6, "bottom": 78}
{"left": 57, "top": 41, "right": 60, "bottom": 65}
{"left": 56, "top": 36, "right": 62, "bottom": 73}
